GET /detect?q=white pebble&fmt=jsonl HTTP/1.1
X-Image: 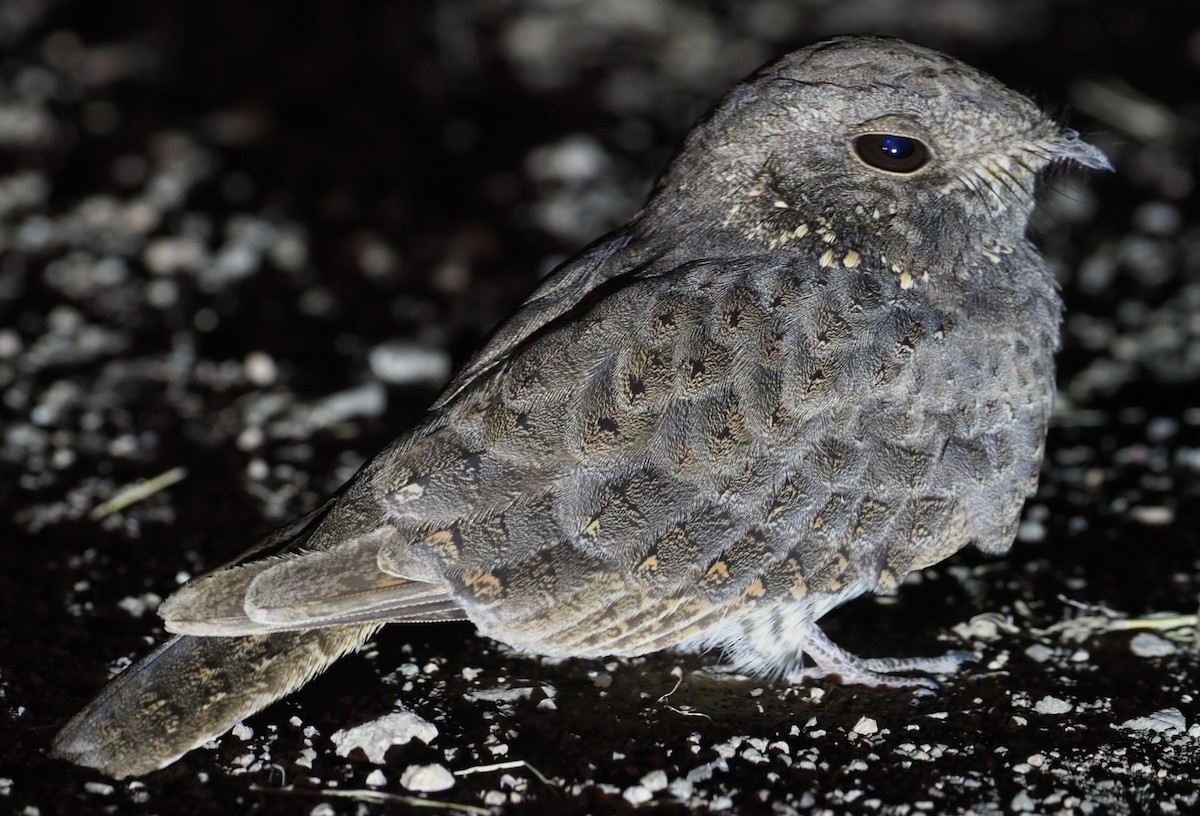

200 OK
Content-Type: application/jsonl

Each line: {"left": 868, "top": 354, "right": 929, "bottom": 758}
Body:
{"left": 239, "top": 431, "right": 266, "bottom": 455}
{"left": 1130, "top": 632, "right": 1177, "bottom": 658}
{"left": 852, "top": 716, "right": 879, "bottom": 736}
{"left": 1129, "top": 505, "right": 1174, "bottom": 525}
{"left": 1016, "top": 519, "right": 1046, "bottom": 543}
{"left": 1034, "top": 696, "right": 1073, "bottom": 715}
{"left": 1024, "top": 643, "right": 1055, "bottom": 663}
{"left": 1011, "top": 789, "right": 1036, "bottom": 812}
{"left": 143, "top": 236, "right": 207, "bottom": 275}
{"left": 307, "top": 382, "right": 387, "bottom": 429}
{"left": 641, "top": 770, "right": 668, "bottom": 792}
{"left": 0, "top": 329, "right": 22, "bottom": 358}
{"left": 243, "top": 351, "right": 277, "bottom": 386}
{"left": 525, "top": 135, "right": 608, "bottom": 183}
{"left": 1118, "top": 707, "right": 1187, "bottom": 734}
{"left": 117, "top": 595, "right": 148, "bottom": 618}
{"left": 1132, "top": 201, "right": 1182, "bottom": 235}
{"left": 369, "top": 341, "right": 451, "bottom": 385}
{"left": 668, "top": 777, "right": 694, "bottom": 799}
{"left": 622, "top": 784, "right": 653, "bottom": 805}
{"left": 464, "top": 686, "right": 533, "bottom": 704}
{"left": 400, "top": 763, "right": 455, "bottom": 793}
{"left": 330, "top": 711, "right": 439, "bottom": 763}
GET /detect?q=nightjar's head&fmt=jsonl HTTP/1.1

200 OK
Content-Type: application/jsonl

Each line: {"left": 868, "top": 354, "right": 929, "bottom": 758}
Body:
{"left": 643, "top": 36, "right": 1109, "bottom": 275}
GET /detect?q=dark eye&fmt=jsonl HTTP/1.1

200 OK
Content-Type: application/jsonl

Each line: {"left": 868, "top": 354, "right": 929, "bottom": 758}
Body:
{"left": 853, "top": 133, "right": 930, "bottom": 173}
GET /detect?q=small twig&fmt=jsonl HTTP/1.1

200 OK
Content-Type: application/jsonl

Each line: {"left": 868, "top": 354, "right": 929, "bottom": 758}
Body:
{"left": 1025, "top": 597, "right": 1198, "bottom": 642}
{"left": 1056, "top": 595, "right": 1124, "bottom": 618}
{"left": 656, "top": 674, "right": 711, "bottom": 720}
{"left": 249, "top": 784, "right": 489, "bottom": 816}
{"left": 454, "top": 759, "right": 556, "bottom": 787}
{"left": 90, "top": 466, "right": 188, "bottom": 520}
{"left": 656, "top": 674, "right": 684, "bottom": 705}
{"left": 1110, "top": 614, "right": 1198, "bottom": 632}
{"left": 674, "top": 705, "right": 715, "bottom": 720}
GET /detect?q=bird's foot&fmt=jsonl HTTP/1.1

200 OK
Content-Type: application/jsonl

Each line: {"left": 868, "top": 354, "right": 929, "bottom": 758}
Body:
{"left": 785, "top": 626, "right": 975, "bottom": 690}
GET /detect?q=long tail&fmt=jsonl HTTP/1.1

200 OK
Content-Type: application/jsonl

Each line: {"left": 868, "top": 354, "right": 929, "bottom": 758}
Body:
{"left": 51, "top": 624, "right": 377, "bottom": 778}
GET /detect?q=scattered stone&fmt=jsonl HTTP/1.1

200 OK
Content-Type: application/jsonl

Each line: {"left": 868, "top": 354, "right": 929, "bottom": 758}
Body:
{"left": 623, "top": 784, "right": 654, "bottom": 805}
{"left": 243, "top": 351, "right": 277, "bottom": 386}
{"left": 1129, "top": 632, "right": 1177, "bottom": 658}
{"left": 1132, "top": 201, "right": 1182, "bottom": 235}
{"left": 330, "top": 711, "right": 438, "bottom": 764}
{"left": 1117, "top": 708, "right": 1187, "bottom": 734}
{"left": 399, "top": 763, "right": 455, "bottom": 793}
{"left": 304, "top": 382, "right": 387, "bottom": 430}
{"left": 641, "top": 770, "right": 668, "bottom": 792}
{"left": 368, "top": 341, "right": 452, "bottom": 385}
{"left": 1016, "top": 519, "right": 1047, "bottom": 543}
{"left": 667, "top": 775, "right": 694, "bottom": 799}
{"left": 1129, "top": 505, "right": 1175, "bottom": 525}
{"left": 463, "top": 686, "right": 534, "bottom": 704}
{"left": 116, "top": 593, "right": 162, "bottom": 618}
{"left": 1024, "top": 643, "right": 1055, "bottom": 663}
{"left": 1034, "top": 696, "right": 1074, "bottom": 716}
{"left": 1011, "top": 789, "right": 1037, "bottom": 813}
{"left": 852, "top": 717, "right": 879, "bottom": 736}
{"left": 952, "top": 613, "right": 1013, "bottom": 642}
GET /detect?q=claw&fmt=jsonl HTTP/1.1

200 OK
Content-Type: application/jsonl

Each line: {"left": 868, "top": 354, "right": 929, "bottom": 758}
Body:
{"left": 784, "top": 628, "right": 974, "bottom": 689}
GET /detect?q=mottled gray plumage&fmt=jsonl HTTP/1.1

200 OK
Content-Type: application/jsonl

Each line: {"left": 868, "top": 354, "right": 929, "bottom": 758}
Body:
{"left": 52, "top": 36, "right": 1109, "bottom": 778}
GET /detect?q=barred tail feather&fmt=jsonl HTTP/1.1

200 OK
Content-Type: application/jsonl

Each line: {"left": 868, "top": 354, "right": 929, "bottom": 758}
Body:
{"left": 51, "top": 624, "right": 377, "bottom": 778}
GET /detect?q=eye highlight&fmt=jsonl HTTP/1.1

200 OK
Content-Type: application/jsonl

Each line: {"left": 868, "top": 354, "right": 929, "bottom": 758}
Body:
{"left": 853, "top": 133, "right": 930, "bottom": 173}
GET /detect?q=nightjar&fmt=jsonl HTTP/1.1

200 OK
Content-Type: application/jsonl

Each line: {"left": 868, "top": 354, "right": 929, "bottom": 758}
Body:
{"left": 53, "top": 36, "right": 1109, "bottom": 778}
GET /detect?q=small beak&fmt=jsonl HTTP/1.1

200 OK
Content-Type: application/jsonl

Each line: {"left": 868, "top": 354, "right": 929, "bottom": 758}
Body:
{"left": 1049, "top": 128, "right": 1113, "bottom": 172}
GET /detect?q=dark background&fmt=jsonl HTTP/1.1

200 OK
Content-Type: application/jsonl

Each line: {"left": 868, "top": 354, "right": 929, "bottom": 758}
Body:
{"left": 2, "top": 1, "right": 1198, "bottom": 814}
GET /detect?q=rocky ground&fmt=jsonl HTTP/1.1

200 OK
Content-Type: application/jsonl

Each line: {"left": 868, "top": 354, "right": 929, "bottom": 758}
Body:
{"left": 2, "top": 1, "right": 1199, "bottom": 814}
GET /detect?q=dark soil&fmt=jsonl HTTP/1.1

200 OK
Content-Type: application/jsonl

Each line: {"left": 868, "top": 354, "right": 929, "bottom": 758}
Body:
{"left": 2, "top": 1, "right": 1199, "bottom": 814}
